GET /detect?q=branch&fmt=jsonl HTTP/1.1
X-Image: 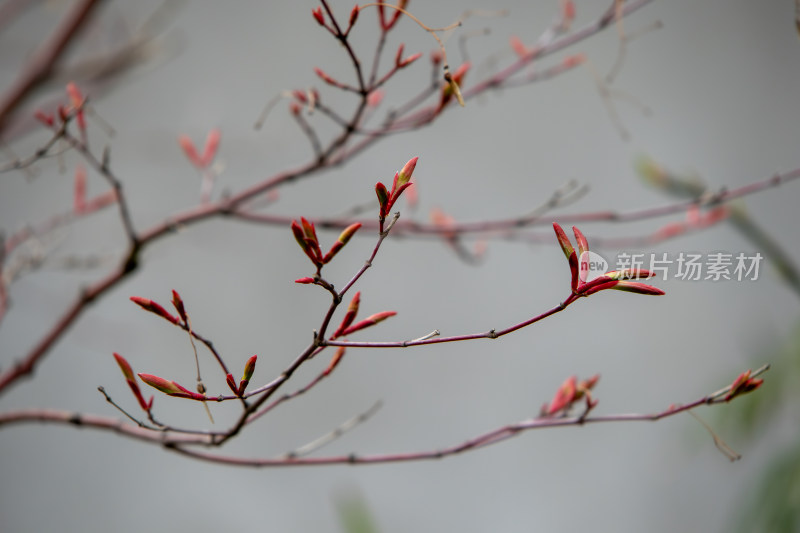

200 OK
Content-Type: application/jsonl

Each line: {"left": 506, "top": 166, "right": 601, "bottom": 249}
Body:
{"left": 0, "top": 365, "right": 765, "bottom": 466}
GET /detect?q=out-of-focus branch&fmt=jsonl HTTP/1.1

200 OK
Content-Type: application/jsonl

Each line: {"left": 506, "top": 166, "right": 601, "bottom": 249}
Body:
{"left": 0, "top": 0, "right": 105, "bottom": 135}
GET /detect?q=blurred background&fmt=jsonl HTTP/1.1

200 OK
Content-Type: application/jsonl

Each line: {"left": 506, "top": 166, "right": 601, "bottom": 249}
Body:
{"left": 1, "top": 1, "right": 799, "bottom": 532}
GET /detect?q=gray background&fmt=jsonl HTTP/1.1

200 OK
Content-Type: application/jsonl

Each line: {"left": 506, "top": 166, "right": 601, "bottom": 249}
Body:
{"left": 2, "top": 1, "right": 799, "bottom": 532}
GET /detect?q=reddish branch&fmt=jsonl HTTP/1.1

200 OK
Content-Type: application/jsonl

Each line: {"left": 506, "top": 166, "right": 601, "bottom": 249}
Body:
{"left": 0, "top": 366, "right": 767, "bottom": 466}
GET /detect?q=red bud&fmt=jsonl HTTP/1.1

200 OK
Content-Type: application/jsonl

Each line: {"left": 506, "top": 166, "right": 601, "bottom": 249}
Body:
{"left": 349, "top": 4, "right": 359, "bottom": 27}
{"left": 242, "top": 355, "right": 257, "bottom": 382}
{"left": 572, "top": 226, "right": 589, "bottom": 258}
{"left": 384, "top": 0, "right": 408, "bottom": 30}
{"left": 552, "top": 223, "right": 574, "bottom": 259}
{"left": 398, "top": 52, "right": 422, "bottom": 68}
{"left": 113, "top": 353, "right": 151, "bottom": 411}
{"left": 395, "top": 44, "right": 405, "bottom": 67}
{"left": 138, "top": 373, "right": 206, "bottom": 401}
{"left": 312, "top": 7, "right": 325, "bottom": 26}
{"left": 66, "top": 82, "right": 86, "bottom": 131}
{"left": 323, "top": 223, "right": 362, "bottom": 263}
{"left": 130, "top": 297, "right": 179, "bottom": 325}
{"left": 314, "top": 67, "right": 340, "bottom": 87}
{"left": 376, "top": 182, "right": 389, "bottom": 216}
{"left": 238, "top": 354, "right": 257, "bottom": 395}
{"left": 34, "top": 110, "right": 54, "bottom": 127}
{"left": 725, "top": 370, "right": 764, "bottom": 401}
{"left": 171, "top": 290, "right": 187, "bottom": 322}
{"left": 291, "top": 219, "right": 323, "bottom": 266}
{"left": 113, "top": 353, "right": 136, "bottom": 382}
{"left": 545, "top": 376, "right": 577, "bottom": 416}
{"left": 397, "top": 157, "right": 417, "bottom": 185}
{"left": 226, "top": 373, "right": 238, "bottom": 395}
{"left": 609, "top": 281, "right": 665, "bottom": 296}
{"left": 324, "top": 347, "right": 346, "bottom": 376}
{"left": 333, "top": 291, "right": 360, "bottom": 339}
{"left": 341, "top": 310, "right": 396, "bottom": 336}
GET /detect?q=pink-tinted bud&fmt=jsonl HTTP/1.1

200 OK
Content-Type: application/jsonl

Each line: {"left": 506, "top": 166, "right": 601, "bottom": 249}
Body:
{"left": 178, "top": 135, "right": 202, "bottom": 167}
{"left": 367, "top": 90, "right": 385, "bottom": 107}
{"left": 226, "top": 373, "right": 238, "bottom": 395}
{"left": 577, "top": 276, "right": 619, "bottom": 296}
{"left": 545, "top": 375, "right": 577, "bottom": 416}
{"left": 291, "top": 90, "right": 308, "bottom": 103}
{"left": 171, "top": 290, "right": 187, "bottom": 323}
{"left": 377, "top": 3, "right": 386, "bottom": 29}
{"left": 553, "top": 223, "right": 580, "bottom": 291}
{"left": 341, "top": 310, "right": 397, "bottom": 336}
{"left": 138, "top": 373, "right": 206, "bottom": 400}
{"left": 577, "top": 374, "right": 600, "bottom": 394}
{"left": 291, "top": 220, "right": 307, "bottom": 248}
{"left": 34, "top": 110, "right": 54, "bottom": 127}
{"left": 66, "top": 82, "right": 86, "bottom": 131}
{"left": 384, "top": 0, "right": 408, "bottom": 30}
{"left": 701, "top": 206, "right": 729, "bottom": 226}
{"left": 605, "top": 269, "right": 655, "bottom": 281}
{"left": 199, "top": 128, "right": 221, "bottom": 168}
{"left": 552, "top": 224, "right": 574, "bottom": 259}
{"left": 572, "top": 226, "right": 589, "bottom": 258}
{"left": 398, "top": 52, "right": 422, "bottom": 68}
{"left": 405, "top": 182, "right": 418, "bottom": 208}
{"left": 113, "top": 353, "right": 136, "bottom": 383}
{"left": 376, "top": 182, "right": 389, "bottom": 215}
{"left": 314, "top": 67, "right": 340, "bottom": 87}
{"left": 291, "top": 219, "right": 322, "bottom": 266}
{"left": 609, "top": 281, "right": 665, "bottom": 296}
{"left": 73, "top": 165, "right": 87, "bottom": 214}
{"left": 112, "top": 352, "right": 148, "bottom": 412}
{"left": 561, "top": 0, "right": 576, "bottom": 24}
{"left": 300, "top": 218, "right": 321, "bottom": 254}
{"left": 333, "top": 291, "right": 360, "bottom": 339}
{"left": 85, "top": 190, "right": 118, "bottom": 211}
{"left": 66, "top": 82, "right": 83, "bottom": 107}
{"left": 337, "top": 222, "right": 362, "bottom": 245}
{"left": 562, "top": 54, "right": 586, "bottom": 69}
{"left": 394, "top": 44, "right": 405, "bottom": 67}
{"left": 324, "top": 347, "right": 346, "bottom": 376}
{"left": 138, "top": 373, "right": 182, "bottom": 395}
{"left": 130, "top": 296, "right": 179, "bottom": 325}
{"left": 724, "top": 370, "right": 764, "bottom": 401}
{"left": 655, "top": 222, "right": 686, "bottom": 240}
{"left": 237, "top": 355, "right": 257, "bottom": 395}
{"left": 509, "top": 35, "right": 529, "bottom": 58}
{"left": 323, "top": 223, "right": 362, "bottom": 263}
{"left": 397, "top": 156, "right": 418, "bottom": 186}
{"left": 242, "top": 355, "right": 257, "bottom": 382}
{"left": 294, "top": 277, "right": 316, "bottom": 284}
